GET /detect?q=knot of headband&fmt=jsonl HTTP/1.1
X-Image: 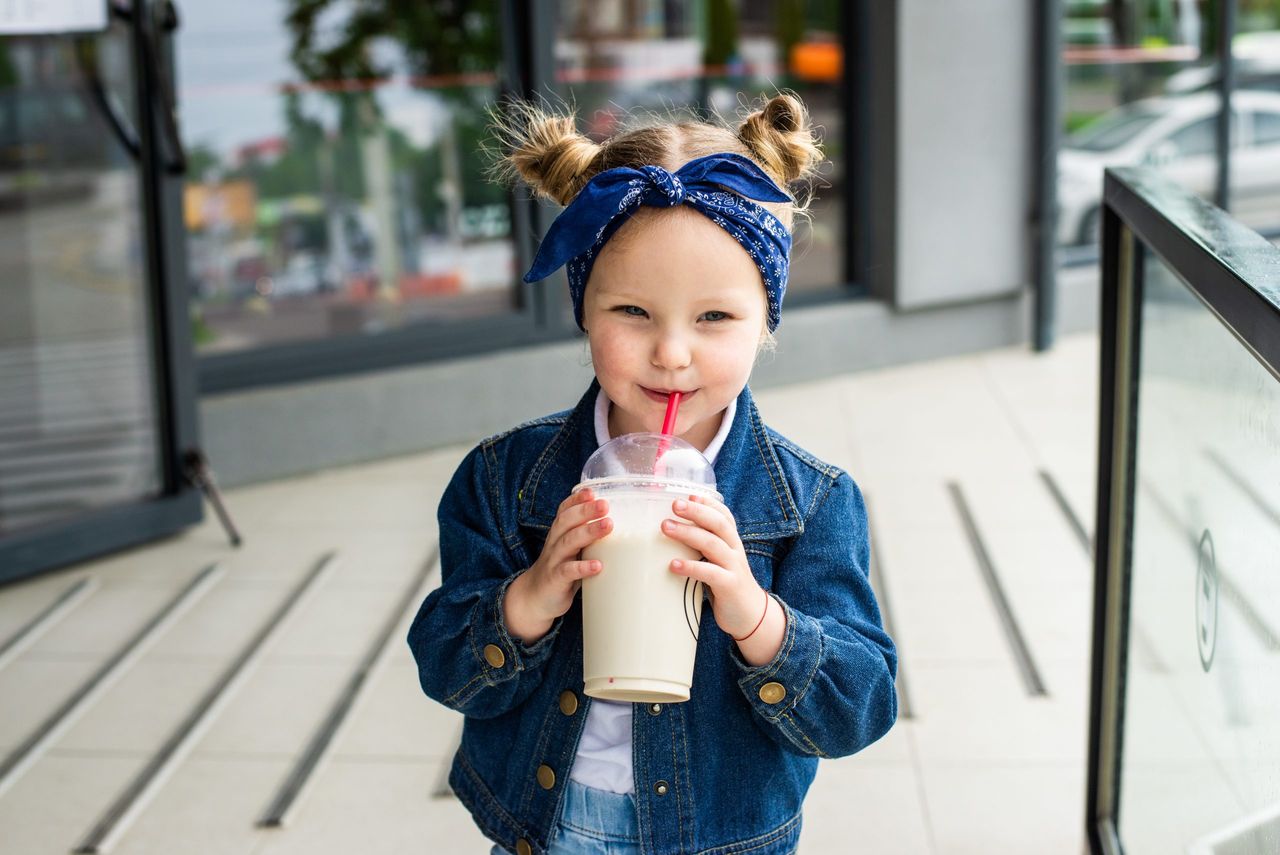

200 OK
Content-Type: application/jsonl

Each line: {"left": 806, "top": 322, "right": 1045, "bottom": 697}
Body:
{"left": 522, "top": 152, "right": 793, "bottom": 332}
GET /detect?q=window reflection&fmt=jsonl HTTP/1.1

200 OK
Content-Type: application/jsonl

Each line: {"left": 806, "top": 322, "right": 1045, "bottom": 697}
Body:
{"left": 0, "top": 31, "right": 162, "bottom": 535}
{"left": 179, "top": 0, "right": 517, "bottom": 355}
{"left": 554, "top": 0, "right": 846, "bottom": 298}
{"left": 1061, "top": 1, "right": 1280, "bottom": 250}
{"left": 1230, "top": 7, "right": 1280, "bottom": 238}
{"left": 1060, "top": 1, "right": 1207, "bottom": 249}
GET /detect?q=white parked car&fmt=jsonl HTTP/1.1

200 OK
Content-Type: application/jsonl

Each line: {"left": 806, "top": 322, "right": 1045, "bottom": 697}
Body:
{"left": 1058, "top": 89, "right": 1280, "bottom": 246}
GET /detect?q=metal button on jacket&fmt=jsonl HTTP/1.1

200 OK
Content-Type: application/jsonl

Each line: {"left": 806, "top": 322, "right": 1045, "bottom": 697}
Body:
{"left": 558, "top": 690, "right": 579, "bottom": 716}
{"left": 536, "top": 764, "right": 556, "bottom": 790}
{"left": 758, "top": 681, "right": 786, "bottom": 704}
{"left": 483, "top": 644, "right": 506, "bottom": 668}
{"left": 647, "top": 703, "right": 662, "bottom": 715}
{"left": 654, "top": 780, "right": 669, "bottom": 796}
{"left": 515, "top": 839, "right": 532, "bottom": 855}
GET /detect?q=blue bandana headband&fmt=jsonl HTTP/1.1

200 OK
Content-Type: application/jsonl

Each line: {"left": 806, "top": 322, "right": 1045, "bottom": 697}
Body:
{"left": 522, "top": 152, "right": 793, "bottom": 332}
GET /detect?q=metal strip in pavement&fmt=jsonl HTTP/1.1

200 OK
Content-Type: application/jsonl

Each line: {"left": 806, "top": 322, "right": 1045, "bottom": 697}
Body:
{"left": 864, "top": 496, "right": 913, "bottom": 720}
{"left": 0, "top": 577, "right": 97, "bottom": 673}
{"left": 259, "top": 546, "right": 441, "bottom": 828}
{"left": 1038, "top": 469, "right": 1168, "bottom": 674}
{"left": 947, "top": 482, "right": 1048, "bottom": 697}
{"left": 73, "top": 552, "right": 337, "bottom": 854}
{"left": 0, "top": 565, "right": 223, "bottom": 798}
{"left": 1037, "top": 469, "right": 1092, "bottom": 553}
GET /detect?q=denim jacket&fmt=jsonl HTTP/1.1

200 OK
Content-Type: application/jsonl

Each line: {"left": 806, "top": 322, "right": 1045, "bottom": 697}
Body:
{"left": 408, "top": 381, "right": 897, "bottom": 855}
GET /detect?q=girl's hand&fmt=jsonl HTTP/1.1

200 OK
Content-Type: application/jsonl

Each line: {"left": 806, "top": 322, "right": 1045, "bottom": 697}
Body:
{"left": 503, "top": 488, "right": 611, "bottom": 643}
{"left": 662, "top": 494, "right": 784, "bottom": 664}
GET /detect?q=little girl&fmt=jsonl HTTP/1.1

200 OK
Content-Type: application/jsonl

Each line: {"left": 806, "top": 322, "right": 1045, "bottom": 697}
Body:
{"left": 408, "top": 93, "right": 897, "bottom": 855}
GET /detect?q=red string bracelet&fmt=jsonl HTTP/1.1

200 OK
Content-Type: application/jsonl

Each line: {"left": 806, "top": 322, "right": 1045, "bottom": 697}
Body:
{"left": 733, "top": 588, "right": 770, "bottom": 642}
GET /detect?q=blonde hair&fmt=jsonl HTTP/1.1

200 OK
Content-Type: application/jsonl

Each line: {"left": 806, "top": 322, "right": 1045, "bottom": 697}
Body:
{"left": 491, "top": 93, "right": 820, "bottom": 363}
{"left": 488, "top": 92, "right": 824, "bottom": 230}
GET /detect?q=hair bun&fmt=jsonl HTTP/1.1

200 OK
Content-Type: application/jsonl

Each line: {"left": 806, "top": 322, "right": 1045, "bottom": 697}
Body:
{"left": 736, "top": 92, "right": 822, "bottom": 186}
{"left": 491, "top": 101, "right": 602, "bottom": 206}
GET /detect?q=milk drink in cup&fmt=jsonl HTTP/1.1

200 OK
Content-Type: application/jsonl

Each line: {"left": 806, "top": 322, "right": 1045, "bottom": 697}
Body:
{"left": 575, "top": 433, "right": 719, "bottom": 703}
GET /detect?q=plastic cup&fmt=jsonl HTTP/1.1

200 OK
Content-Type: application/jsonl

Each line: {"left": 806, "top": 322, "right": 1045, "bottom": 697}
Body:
{"left": 574, "top": 432, "right": 719, "bottom": 703}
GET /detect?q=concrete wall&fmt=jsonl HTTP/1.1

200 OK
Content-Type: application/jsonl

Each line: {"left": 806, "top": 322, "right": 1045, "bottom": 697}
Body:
{"left": 896, "top": 0, "right": 1033, "bottom": 310}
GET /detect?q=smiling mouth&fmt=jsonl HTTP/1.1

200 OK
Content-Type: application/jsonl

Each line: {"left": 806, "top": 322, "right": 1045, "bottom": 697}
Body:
{"left": 641, "top": 386, "right": 697, "bottom": 403}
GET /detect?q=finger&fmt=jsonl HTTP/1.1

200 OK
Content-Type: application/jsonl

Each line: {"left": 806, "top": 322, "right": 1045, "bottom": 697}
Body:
{"left": 554, "top": 515, "right": 613, "bottom": 560}
{"left": 687, "top": 494, "right": 741, "bottom": 542}
{"left": 660, "top": 518, "right": 736, "bottom": 568}
{"left": 548, "top": 495, "right": 608, "bottom": 546}
{"left": 688, "top": 492, "right": 735, "bottom": 519}
{"left": 556, "top": 558, "right": 602, "bottom": 584}
{"left": 558, "top": 488, "right": 595, "bottom": 514}
{"left": 671, "top": 498, "right": 741, "bottom": 549}
{"left": 669, "top": 558, "right": 733, "bottom": 589}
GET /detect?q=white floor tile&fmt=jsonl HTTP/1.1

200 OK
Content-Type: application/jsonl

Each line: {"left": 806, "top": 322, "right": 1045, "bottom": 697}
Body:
{"left": 249, "top": 758, "right": 491, "bottom": 855}
{"left": 56, "top": 659, "right": 226, "bottom": 752}
{"left": 111, "top": 755, "right": 292, "bottom": 855}
{"left": 334, "top": 658, "right": 464, "bottom": 762}
{"left": 920, "top": 762, "right": 1085, "bottom": 855}
{"left": 0, "top": 655, "right": 102, "bottom": 751}
{"left": 799, "top": 760, "right": 933, "bottom": 854}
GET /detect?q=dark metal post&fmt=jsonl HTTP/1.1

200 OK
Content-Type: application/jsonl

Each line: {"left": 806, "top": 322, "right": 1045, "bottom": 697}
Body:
{"left": 1214, "top": 0, "right": 1236, "bottom": 210}
{"left": 500, "top": 0, "right": 561, "bottom": 329}
{"left": 1032, "top": 0, "right": 1063, "bottom": 352}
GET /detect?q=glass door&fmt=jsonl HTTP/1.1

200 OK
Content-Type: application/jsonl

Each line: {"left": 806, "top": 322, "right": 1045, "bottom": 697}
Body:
{"left": 0, "top": 1, "right": 203, "bottom": 583}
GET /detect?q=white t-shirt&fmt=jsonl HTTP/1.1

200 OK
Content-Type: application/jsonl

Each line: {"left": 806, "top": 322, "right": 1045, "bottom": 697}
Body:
{"left": 568, "top": 388, "right": 737, "bottom": 794}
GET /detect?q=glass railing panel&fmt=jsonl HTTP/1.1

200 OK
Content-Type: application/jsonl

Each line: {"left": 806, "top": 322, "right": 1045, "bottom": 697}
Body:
{"left": 1115, "top": 243, "right": 1280, "bottom": 853}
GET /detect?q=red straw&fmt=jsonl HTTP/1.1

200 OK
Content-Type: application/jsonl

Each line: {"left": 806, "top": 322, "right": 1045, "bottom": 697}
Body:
{"left": 655, "top": 392, "right": 682, "bottom": 473}
{"left": 661, "top": 392, "right": 683, "bottom": 436}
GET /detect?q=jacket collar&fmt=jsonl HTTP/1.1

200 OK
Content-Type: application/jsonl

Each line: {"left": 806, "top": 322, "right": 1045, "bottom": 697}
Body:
{"left": 517, "top": 380, "right": 803, "bottom": 541}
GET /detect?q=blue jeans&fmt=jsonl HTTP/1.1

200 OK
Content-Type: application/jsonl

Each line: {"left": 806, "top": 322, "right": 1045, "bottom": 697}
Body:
{"left": 489, "top": 780, "right": 640, "bottom": 854}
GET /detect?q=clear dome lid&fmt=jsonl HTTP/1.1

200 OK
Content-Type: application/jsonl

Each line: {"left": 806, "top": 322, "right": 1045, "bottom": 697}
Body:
{"left": 577, "top": 432, "right": 719, "bottom": 496}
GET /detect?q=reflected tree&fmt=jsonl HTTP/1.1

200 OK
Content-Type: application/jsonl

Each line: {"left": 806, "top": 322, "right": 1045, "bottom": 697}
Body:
{"left": 283, "top": 0, "right": 505, "bottom": 278}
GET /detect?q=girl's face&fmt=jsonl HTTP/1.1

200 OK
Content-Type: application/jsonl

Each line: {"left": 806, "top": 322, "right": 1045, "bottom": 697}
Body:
{"left": 582, "top": 206, "right": 768, "bottom": 451}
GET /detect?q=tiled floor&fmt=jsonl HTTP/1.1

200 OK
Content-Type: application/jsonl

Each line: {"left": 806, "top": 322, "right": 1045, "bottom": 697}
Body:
{"left": 0, "top": 333, "right": 1109, "bottom": 854}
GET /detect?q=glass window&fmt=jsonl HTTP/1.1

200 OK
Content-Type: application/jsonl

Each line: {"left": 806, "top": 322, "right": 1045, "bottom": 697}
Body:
{"left": 1166, "top": 116, "right": 1216, "bottom": 158}
{"left": 0, "top": 30, "right": 164, "bottom": 534}
{"left": 178, "top": 1, "right": 518, "bottom": 356}
{"left": 1067, "top": 105, "right": 1164, "bottom": 151}
{"left": 1229, "top": 4, "right": 1280, "bottom": 238}
{"left": 1250, "top": 110, "right": 1280, "bottom": 146}
{"left": 554, "top": 0, "right": 846, "bottom": 302}
{"left": 1059, "top": 0, "right": 1214, "bottom": 250}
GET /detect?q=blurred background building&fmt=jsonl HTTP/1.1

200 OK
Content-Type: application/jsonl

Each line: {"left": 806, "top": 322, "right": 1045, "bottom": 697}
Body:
{"left": 1, "top": 2, "right": 1279, "bottom": 853}
{"left": 3, "top": 0, "right": 1278, "bottom": 557}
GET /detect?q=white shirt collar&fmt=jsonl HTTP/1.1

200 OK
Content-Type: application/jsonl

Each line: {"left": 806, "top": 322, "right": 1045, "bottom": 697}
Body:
{"left": 593, "top": 388, "right": 736, "bottom": 465}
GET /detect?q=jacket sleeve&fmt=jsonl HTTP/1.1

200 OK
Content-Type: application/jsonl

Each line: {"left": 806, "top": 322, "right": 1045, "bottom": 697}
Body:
{"left": 407, "top": 442, "right": 564, "bottom": 720}
{"left": 730, "top": 472, "right": 898, "bottom": 758}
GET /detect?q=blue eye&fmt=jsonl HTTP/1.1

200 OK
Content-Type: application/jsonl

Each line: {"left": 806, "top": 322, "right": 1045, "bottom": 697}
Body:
{"left": 616, "top": 305, "right": 648, "bottom": 317}
{"left": 700, "top": 310, "right": 730, "bottom": 322}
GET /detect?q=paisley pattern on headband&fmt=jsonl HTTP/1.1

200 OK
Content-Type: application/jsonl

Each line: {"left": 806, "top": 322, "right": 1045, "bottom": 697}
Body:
{"left": 522, "top": 152, "right": 793, "bottom": 332}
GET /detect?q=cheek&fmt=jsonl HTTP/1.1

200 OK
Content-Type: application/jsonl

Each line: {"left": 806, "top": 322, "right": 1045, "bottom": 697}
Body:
{"left": 587, "top": 326, "right": 636, "bottom": 378}
{"left": 708, "top": 329, "right": 763, "bottom": 381}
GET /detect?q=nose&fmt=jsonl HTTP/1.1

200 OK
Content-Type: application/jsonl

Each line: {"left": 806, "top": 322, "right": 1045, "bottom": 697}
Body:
{"left": 651, "top": 327, "right": 692, "bottom": 372}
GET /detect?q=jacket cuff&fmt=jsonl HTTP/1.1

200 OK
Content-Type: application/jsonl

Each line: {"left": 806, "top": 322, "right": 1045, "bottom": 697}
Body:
{"left": 730, "top": 594, "right": 822, "bottom": 719}
{"left": 471, "top": 573, "right": 564, "bottom": 682}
